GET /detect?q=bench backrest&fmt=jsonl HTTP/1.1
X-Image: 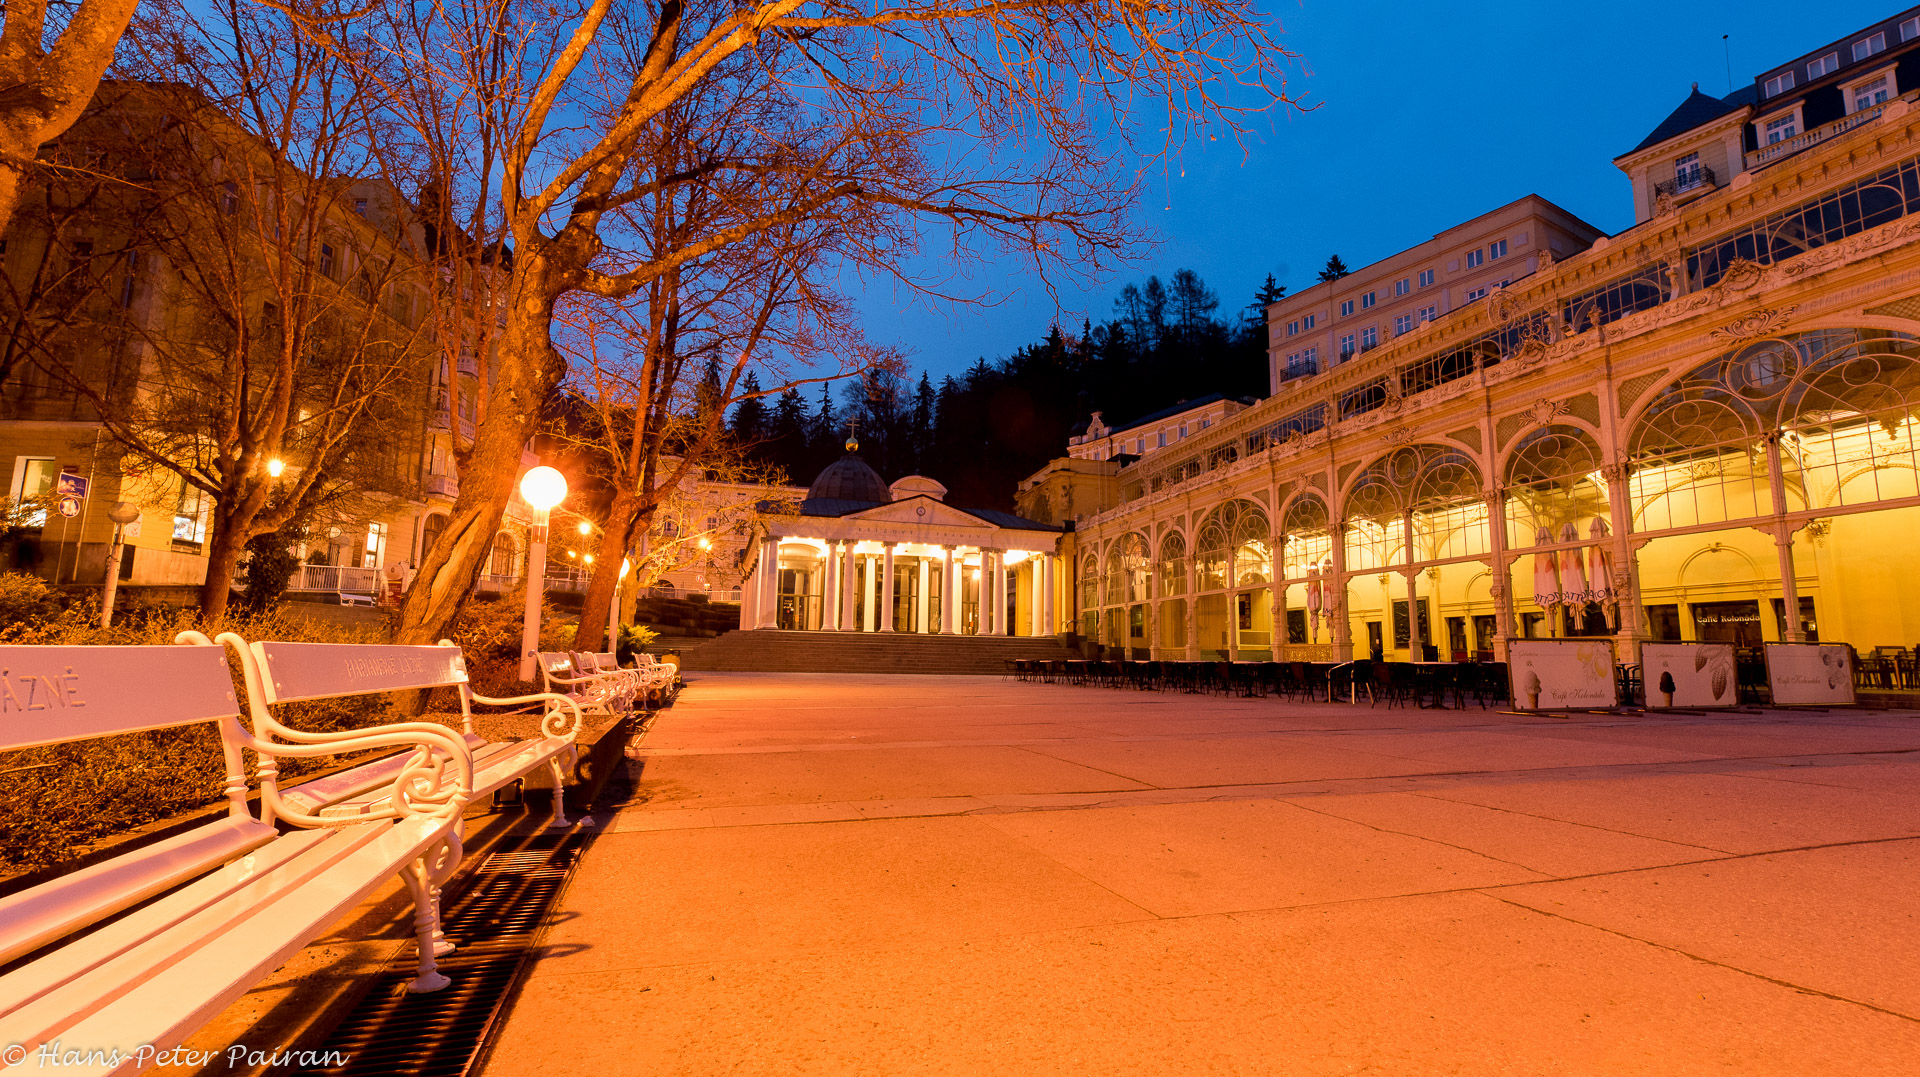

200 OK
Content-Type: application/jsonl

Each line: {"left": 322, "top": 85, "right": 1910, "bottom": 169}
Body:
{"left": 249, "top": 641, "right": 468, "bottom": 704}
{"left": 0, "top": 643, "right": 239, "bottom": 751}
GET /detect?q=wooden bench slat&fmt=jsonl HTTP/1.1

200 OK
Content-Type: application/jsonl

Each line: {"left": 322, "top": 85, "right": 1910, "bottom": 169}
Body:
{"left": 26, "top": 817, "right": 450, "bottom": 1077}
{"left": 315, "top": 738, "right": 571, "bottom": 821}
{"left": 251, "top": 641, "right": 468, "bottom": 704}
{"left": 0, "top": 822, "right": 393, "bottom": 1056}
{"left": 0, "top": 645, "right": 237, "bottom": 751}
{"left": 0, "top": 815, "right": 277, "bottom": 968}
{"left": 0, "top": 824, "right": 328, "bottom": 1019}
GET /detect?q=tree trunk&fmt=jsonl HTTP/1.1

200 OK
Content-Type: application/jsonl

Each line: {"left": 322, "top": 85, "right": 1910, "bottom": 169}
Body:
{"left": 197, "top": 508, "right": 247, "bottom": 624}
{"left": 393, "top": 273, "right": 562, "bottom": 646}
{"left": 573, "top": 487, "right": 644, "bottom": 653}
{"left": 0, "top": 157, "right": 21, "bottom": 249}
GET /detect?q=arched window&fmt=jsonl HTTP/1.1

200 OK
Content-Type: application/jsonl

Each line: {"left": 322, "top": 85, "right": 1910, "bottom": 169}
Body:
{"left": 1343, "top": 445, "right": 1483, "bottom": 568}
{"left": 1157, "top": 531, "right": 1188, "bottom": 598}
{"left": 1194, "top": 500, "right": 1268, "bottom": 592}
{"left": 1505, "top": 425, "right": 1609, "bottom": 545}
{"left": 489, "top": 531, "right": 518, "bottom": 577}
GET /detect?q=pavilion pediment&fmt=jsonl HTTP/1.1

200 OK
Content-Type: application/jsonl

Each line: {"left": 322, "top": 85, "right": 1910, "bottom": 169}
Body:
{"left": 842, "top": 497, "right": 985, "bottom": 529}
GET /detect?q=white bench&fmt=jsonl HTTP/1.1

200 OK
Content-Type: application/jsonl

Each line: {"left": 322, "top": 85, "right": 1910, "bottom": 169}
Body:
{"left": 0, "top": 632, "right": 471, "bottom": 1075}
{"left": 237, "top": 639, "right": 587, "bottom": 831}
{"left": 538, "top": 651, "right": 631, "bottom": 718}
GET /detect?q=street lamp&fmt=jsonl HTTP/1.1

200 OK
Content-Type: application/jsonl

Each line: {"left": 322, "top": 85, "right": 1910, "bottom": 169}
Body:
{"left": 100, "top": 502, "right": 141, "bottom": 628}
{"left": 266, "top": 457, "right": 285, "bottom": 479}
{"left": 608, "top": 556, "right": 631, "bottom": 651}
{"left": 518, "top": 465, "right": 567, "bottom": 681}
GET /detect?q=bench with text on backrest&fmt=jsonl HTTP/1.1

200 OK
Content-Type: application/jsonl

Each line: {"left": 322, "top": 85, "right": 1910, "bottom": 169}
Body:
{"left": 238, "top": 639, "right": 587, "bottom": 831}
{"left": 0, "top": 633, "right": 471, "bottom": 1077}
{"left": 582, "top": 651, "right": 673, "bottom": 701}
{"left": 569, "top": 652, "right": 637, "bottom": 710}
{"left": 537, "top": 651, "right": 630, "bottom": 719}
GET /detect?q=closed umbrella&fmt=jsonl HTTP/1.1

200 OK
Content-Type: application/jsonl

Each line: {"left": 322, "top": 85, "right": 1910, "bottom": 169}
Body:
{"left": 1306, "top": 564, "right": 1322, "bottom": 640}
{"left": 1588, "top": 518, "right": 1616, "bottom": 628}
{"left": 1531, "top": 525, "right": 1560, "bottom": 625}
{"left": 1558, "top": 521, "right": 1589, "bottom": 614}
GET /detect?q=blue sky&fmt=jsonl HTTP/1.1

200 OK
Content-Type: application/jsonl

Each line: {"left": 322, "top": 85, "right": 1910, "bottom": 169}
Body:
{"left": 859, "top": 0, "right": 1905, "bottom": 382}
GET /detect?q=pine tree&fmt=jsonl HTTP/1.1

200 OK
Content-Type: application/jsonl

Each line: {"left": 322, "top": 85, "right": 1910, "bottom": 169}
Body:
{"left": 1317, "top": 255, "right": 1351, "bottom": 283}
{"left": 730, "top": 371, "right": 769, "bottom": 447}
{"left": 909, "top": 373, "right": 936, "bottom": 473}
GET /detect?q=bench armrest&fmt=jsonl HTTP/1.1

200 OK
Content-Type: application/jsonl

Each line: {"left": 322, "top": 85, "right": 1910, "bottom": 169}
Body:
{"left": 467, "top": 689, "right": 584, "bottom": 741}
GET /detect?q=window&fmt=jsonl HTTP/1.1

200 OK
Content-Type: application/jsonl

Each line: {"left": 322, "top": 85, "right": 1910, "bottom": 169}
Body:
{"left": 8, "top": 457, "right": 57, "bottom": 527}
{"left": 1157, "top": 431, "right": 1167, "bottom": 448}
{"left": 1852, "top": 75, "right": 1890, "bottom": 112}
{"left": 1339, "top": 333, "right": 1356, "bottom": 356}
{"left": 1178, "top": 423, "right": 1188, "bottom": 437}
{"left": 1301, "top": 313, "right": 1316, "bottom": 330}
{"left": 1394, "top": 314, "right": 1413, "bottom": 335}
{"left": 1360, "top": 326, "right": 1377, "bottom": 349}
{"left": 663, "top": 518, "right": 677, "bottom": 537}
{"left": 1301, "top": 345, "right": 1316, "bottom": 365}
{"left": 1674, "top": 151, "right": 1702, "bottom": 190}
{"left": 1764, "top": 111, "right": 1799, "bottom": 144}
{"left": 173, "top": 485, "right": 208, "bottom": 545}
{"left": 1465, "top": 248, "right": 1485, "bottom": 268}
{"left": 1418, "top": 304, "right": 1437, "bottom": 322}
{"left": 362, "top": 522, "right": 385, "bottom": 568}
{"left": 1199, "top": 418, "right": 1210, "bottom": 429}
{"left": 1135, "top": 438, "right": 1145, "bottom": 454}
{"left": 1808, "top": 52, "right": 1839, "bottom": 79}
{"left": 1417, "top": 269, "right": 1435, "bottom": 287}
{"left": 489, "top": 533, "right": 516, "bottom": 577}
{"left": 1764, "top": 70, "right": 1796, "bottom": 97}
{"left": 353, "top": 198, "right": 369, "bottom": 217}
{"left": 1488, "top": 238, "right": 1508, "bottom": 259}
{"left": 318, "top": 243, "right": 335, "bottom": 279}
{"left": 1286, "top": 320, "right": 1298, "bottom": 336}
{"left": 1465, "top": 286, "right": 1489, "bottom": 302}
{"left": 1852, "top": 32, "right": 1885, "bottom": 62}
{"left": 1394, "top": 278, "right": 1410, "bottom": 296}
{"left": 1360, "top": 291, "right": 1376, "bottom": 309}
{"left": 1340, "top": 299, "right": 1355, "bottom": 316}
{"left": 1903, "top": 16, "right": 1920, "bottom": 42}
{"left": 221, "top": 181, "right": 238, "bottom": 215}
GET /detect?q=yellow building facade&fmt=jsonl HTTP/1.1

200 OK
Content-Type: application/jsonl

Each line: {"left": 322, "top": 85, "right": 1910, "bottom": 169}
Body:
{"left": 1068, "top": 66, "right": 1920, "bottom": 664}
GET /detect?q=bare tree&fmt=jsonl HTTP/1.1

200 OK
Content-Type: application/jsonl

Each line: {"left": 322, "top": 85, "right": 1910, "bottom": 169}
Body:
{"left": 295, "top": 0, "right": 1295, "bottom": 646}
{"left": 0, "top": 0, "right": 142, "bottom": 237}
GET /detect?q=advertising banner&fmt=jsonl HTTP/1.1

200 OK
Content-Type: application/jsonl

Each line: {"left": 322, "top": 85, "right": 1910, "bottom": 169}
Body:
{"left": 1641, "top": 642, "right": 1738, "bottom": 708}
{"left": 1508, "top": 639, "right": 1617, "bottom": 711}
{"left": 1765, "top": 643, "right": 1856, "bottom": 706}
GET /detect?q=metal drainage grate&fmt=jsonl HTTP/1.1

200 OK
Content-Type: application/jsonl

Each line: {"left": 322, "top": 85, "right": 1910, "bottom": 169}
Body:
{"left": 287, "top": 830, "right": 585, "bottom": 1077}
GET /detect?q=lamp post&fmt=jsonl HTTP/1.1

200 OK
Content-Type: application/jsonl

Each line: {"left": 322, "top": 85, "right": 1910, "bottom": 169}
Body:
{"left": 609, "top": 556, "right": 630, "bottom": 653}
{"left": 100, "top": 502, "right": 141, "bottom": 628}
{"left": 518, "top": 465, "right": 568, "bottom": 682}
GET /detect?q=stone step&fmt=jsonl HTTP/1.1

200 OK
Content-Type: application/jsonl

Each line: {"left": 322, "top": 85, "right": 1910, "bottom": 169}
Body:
{"left": 679, "top": 629, "right": 1076, "bottom": 675}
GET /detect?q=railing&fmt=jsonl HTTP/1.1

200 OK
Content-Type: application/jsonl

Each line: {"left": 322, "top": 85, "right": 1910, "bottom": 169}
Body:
{"left": 1746, "top": 102, "right": 1893, "bottom": 170}
{"left": 287, "top": 564, "right": 380, "bottom": 593}
{"left": 1654, "top": 165, "right": 1717, "bottom": 198}
{"left": 543, "top": 569, "right": 593, "bottom": 593}
{"left": 1278, "top": 358, "right": 1318, "bottom": 383}
{"left": 425, "top": 473, "right": 458, "bottom": 499}
{"left": 476, "top": 573, "right": 520, "bottom": 593}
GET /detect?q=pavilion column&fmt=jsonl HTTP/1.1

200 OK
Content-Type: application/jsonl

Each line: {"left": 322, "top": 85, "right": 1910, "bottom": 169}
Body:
{"left": 1485, "top": 491, "right": 1514, "bottom": 662}
{"left": 996, "top": 551, "right": 1012, "bottom": 636}
{"left": 1602, "top": 463, "right": 1645, "bottom": 647}
{"left": 1225, "top": 587, "right": 1240, "bottom": 663}
{"left": 841, "top": 543, "right": 859, "bottom": 631}
{"left": 861, "top": 552, "right": 877, "bottom": 631}
{"left": 941, "top": 545, "right": 958, "bottom": 634}
{"left": 916, "top": 556, "right": 930, "bottom": 633}
{"left": 1270, "top": 528, "right": 1286, "bottom": 662}
{"left": 881, "top": 543, "right": 897, "bottom": 631}
{"left": 1329, "top": 520, "right": 1353, "bottom": 659}
{"left": 977, "top": 550, "right": 993, "bottom": 635}
{"left": 739, "top": 563, "right": 757, "bottom": 630}
{"left": 1183, "top": 544, "right": 1200, "bottom": 660}
{"left": 756, "top": 539, "right": 780, "bottom": 629}
{"left": 821, "top": 543, "right": 841, "bottom": 631}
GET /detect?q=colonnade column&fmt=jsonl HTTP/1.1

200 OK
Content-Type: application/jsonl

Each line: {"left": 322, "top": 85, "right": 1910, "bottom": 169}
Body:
{"left": 1270, "top": 528, "right": 1286, "bottom": 662}
{"left": 940, "top": 545, "right": 958, "bottom": 634}
{"left": 1183, "top": 543, "right": 1200, "bottom": 660}
{"left": 1600, "top": 463, "right": 1644, "bottom": 648}
{"left": 1329, "top": 520, "right": 1352, "bottom": 658}
{"left": 1403, "top": 511, "right": 1421, "bottom": 658}
{"left": 1484, "top": 491, "right": 1513, "bottom": 662}
{"left": 738, "top": 566, "right": 757, "bottom": 630}
{"left": 880, "top": 543, "right": 897, "bottom": 631}
{"left": 978, "top": 550, "right": 995, "bottom": 635}
{"left": 996, "top": 552, "right": 1012, "bottom": 636}
{"left": 1760, "top": 434, "right": 1805, "bottom": 642}
{"left": 1041, "top": 554, "right": 1055, "bottom": 637}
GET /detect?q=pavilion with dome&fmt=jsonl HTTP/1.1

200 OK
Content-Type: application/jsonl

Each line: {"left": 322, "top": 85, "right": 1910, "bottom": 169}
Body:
{"left": 737, "top": 445, "right": 1064, "bottom": 636}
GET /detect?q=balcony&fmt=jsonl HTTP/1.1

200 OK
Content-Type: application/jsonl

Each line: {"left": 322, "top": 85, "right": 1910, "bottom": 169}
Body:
{"left": 1278, "top": 358, "right": 1319, "bottom": 383}
{"left": 1745, "top": 95, "right": 1910, "bottom": 171}
{"left": 425, "top": 473, "right": 458, "bottom": 499}
{"left": 456, "top": 353, "right": 480, "bottom": 377}
{"left": 1654, "top": 166, "right": 1718, "bottom": 201}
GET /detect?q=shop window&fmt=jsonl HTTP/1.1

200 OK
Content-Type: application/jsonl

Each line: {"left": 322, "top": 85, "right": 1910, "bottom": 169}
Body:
{"left": 8, "top": 457, "right": 57, "bottom": 527}
{"left": 1771, "top": 596, "right": 1818, "bottom": 641}
{"left": 1646, "top": 604, "right": 1681, "bottom": 641}
{"left": 1692, "top": 600, "right": 1761, "bottom": 648}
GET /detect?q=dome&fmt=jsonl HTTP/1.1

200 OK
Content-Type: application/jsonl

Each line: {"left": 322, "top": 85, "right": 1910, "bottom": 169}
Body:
{"left": 888, "top": 475, "right": 947, "bottom": 502}
{"left": 807, "top": 452, "right": 889, "bottom": 503}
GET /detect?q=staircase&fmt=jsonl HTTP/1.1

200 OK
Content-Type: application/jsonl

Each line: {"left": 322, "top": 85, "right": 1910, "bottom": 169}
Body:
{"left": 676, "top": 629, "right": 1077, "bottom": 675}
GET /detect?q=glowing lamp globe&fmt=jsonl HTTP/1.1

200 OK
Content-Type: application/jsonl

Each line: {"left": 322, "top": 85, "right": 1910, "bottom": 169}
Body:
{"left": 619, "top": 558, "right": 632, "bottom": 579}
{"left": 266, "top": 458, "right": 285, "bottom": 478}
{"left": 577, "top": 521, "right": 592, "bottom": 535}
{"left": 519, "top": 466, "right": 568, "bottom": 511}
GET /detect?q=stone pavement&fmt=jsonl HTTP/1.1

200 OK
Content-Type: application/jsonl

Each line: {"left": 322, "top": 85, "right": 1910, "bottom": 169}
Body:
{"left": 481, "top": 673, "right": 1920, "bottom": 1076}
